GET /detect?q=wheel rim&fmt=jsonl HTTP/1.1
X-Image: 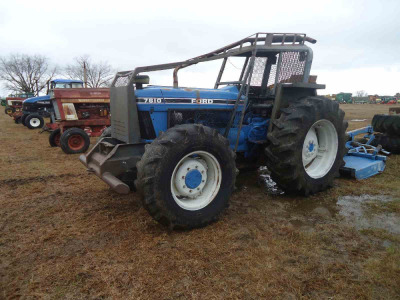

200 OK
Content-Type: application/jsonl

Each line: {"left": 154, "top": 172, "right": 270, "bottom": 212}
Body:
{"left": 302, "top": 119, "right": 338, "bottom": 179}
{"left": 171, "top": 151, "right": 222, "bottom": 211}
{"left": 29, "top": 118, "right": 40, "bottom": 127}
{"left": 68, "top": 134, "right": 85, "bottom": 151}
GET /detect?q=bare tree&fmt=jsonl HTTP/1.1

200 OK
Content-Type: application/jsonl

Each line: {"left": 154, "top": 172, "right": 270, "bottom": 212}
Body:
{"left": 355, "top": 90, "right": 368, "bottom": 97}
{"left": 65, "top": 55, "right": 114, "bottom": 88}
{"left": 0, "top": 54, "right": 57, "bottom": 96}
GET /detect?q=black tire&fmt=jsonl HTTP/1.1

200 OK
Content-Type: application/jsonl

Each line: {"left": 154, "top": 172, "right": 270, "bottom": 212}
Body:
{"left": 49, "top": 129, "right": 61, "bottom": 147}
{"left": 25, "top": 114, "right": 44, "bottom": 129}
{"left": 97, "top": 126, "right": 112, "bottom": 141}
{"left": 372, "top": 114, "right": 400, "bottom": 136}
{"left": 14, "top": 116, "right": 22, "bottom": 124}
{"left": 370, "top": 133, "right": 400, "bottom": 154}
{"left": 136, "top": 124, "right": 236, "bottom": 229}
{"left": 60, "top": 128, "right": 90, "bottom": 154}
{"left": 5, "top": 107, "right": 13, "bottom": 115}
{"left": 265, "top": 96, "right": 347, "bottom": 195}
{"left": 21, "top": 114, "right": 29, "bottom": 126}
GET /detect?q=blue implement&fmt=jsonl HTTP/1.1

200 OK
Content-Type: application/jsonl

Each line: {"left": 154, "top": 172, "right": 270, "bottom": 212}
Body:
{"left": 341, "top": 125, "right": 389, "bottom": 179}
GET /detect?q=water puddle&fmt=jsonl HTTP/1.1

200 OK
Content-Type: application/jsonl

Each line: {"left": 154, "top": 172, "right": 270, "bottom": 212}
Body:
{"left": 257, "top": 166, "right": 284, "bottom": 195}
{"left": 337, "top": 195, "right": 400, "bottom": 235}
{"left": 350, "top": 119, "right": 367, "bottom": 122}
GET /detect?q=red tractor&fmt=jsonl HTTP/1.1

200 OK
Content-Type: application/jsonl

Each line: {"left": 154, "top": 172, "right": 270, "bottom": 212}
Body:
{"left": 44, "top": 88, "right": 110, "bottom": 154}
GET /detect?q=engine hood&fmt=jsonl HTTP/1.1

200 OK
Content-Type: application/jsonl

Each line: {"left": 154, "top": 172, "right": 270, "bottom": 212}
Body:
{"left": 135, "top": 85, "right": 240, "bottom": 100}
{"left": 23, "top": 95, "right": 51, "bottom": 104}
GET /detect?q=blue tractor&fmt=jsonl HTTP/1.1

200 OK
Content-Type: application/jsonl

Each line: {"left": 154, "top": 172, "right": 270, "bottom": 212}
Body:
{"left": 21, "top": 79, "right": 84, "bottom": 129}
{"left": 80, "top": 33, "right": 347, "bottom": 229}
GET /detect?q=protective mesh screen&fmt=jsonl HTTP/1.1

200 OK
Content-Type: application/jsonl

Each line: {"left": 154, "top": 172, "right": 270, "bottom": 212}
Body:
{"left": 249, "top": 57, "right": 267, "bottom": 86}
{"left": 246, "top": 52, "right": 306, "bottom": 88}
{"left": 114, "top": 75, "right": 130, "bottom": 87}
{"left": 277, "top": 52, "right": 306, "bottom": 84}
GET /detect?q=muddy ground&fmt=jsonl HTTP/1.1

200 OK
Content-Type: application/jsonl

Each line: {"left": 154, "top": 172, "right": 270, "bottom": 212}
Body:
{"left": 1, "top": 104, "right": 399, "bottom": 299}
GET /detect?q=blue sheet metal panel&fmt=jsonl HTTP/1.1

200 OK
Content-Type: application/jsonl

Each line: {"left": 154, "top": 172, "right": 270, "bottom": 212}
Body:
{"left": 137, "top": 103, "right": 244, "bottom": 111}
{"left": 135, "top": 85, "right": 240, "bottom": 100}
{"left": 343, "top": 156, "right": 386, "bottom": 180}
{"left": 51, "top": 79, "right": 84, "bottom": 84}
{"left": 23, "top": 95, "right": 51, "bottom": 103}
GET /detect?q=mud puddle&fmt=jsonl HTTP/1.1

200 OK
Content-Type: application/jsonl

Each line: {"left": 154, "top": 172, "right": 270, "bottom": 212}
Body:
{"left": 337, "top": 195, "right": 400, "bottom": 234}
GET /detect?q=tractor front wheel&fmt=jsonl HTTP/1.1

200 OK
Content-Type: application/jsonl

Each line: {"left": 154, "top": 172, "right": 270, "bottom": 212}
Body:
{"left": 136, "top": 124, "right": 236, "bottom": 229}
{"left": 49, "top": 129, "right": 61, "bottom": 147}
{"left": 26, "top": 114, "right": 45, "bottom": 129}
{"left": 5, "top": 107, "right": 13, "bottom": 115}
{"left": 60, "top": 128, "right": 90, "bottom": 154}
{"left": 265, "top": 96, "right": 347, "bottom": 195}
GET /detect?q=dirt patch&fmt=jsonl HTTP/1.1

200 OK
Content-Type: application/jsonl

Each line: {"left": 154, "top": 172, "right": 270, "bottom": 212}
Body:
{"left": 1, "top": 105, "right": 400, "bottom": 299}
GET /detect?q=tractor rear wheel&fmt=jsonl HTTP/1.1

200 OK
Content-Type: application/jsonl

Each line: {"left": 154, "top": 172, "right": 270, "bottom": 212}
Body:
{"left": 49, "top": 129, "right": 61, "bottom": 147}
{"left": 136, "top": 124, "right": 236, "bottom": 229}
{"left": 372, "top": 114, "right": 400, "bottom": 136}
{"left": 21, "top": 114, "right": 29, "bottom": 126}
{"left": 26, "top": 114, "right": 44, "bottom": 129}
{"left": 370, "top": 133, "right": 400, "bottom": 154}
{"left": 265, "top": 96, "right": 347, "bottom": 195}
{"left": 60, "top": 128, "right": 90, "bottom": 154}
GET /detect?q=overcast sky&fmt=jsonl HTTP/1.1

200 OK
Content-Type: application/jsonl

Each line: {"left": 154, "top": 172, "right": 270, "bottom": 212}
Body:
{"left": 0, "top": 0, "right": 399, "bottom": 95}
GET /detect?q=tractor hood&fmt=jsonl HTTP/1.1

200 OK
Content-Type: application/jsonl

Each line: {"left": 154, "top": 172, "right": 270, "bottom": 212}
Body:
{"left": 135, "top": 85, "right": 241, "bottom": 101}
{"left": 23, "top": 95, "right": 51, "bottom": 104}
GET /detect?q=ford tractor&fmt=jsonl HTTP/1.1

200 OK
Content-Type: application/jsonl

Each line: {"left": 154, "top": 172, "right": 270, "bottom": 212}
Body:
{"left": 20, "top": 79, "right": 84, "bottom": 129}
{"left": 80, "top": 33, "right": 347, "bottom": 229}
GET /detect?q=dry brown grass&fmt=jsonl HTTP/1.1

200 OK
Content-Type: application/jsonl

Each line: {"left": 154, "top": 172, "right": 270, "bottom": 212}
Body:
{"left": 1, "top": 104, "right": 400, "bottom": 299}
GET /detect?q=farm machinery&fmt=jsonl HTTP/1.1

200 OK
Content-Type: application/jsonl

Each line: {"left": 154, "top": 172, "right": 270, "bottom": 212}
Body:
{"left": 79, "top": 32, "right": 356, "bottom": 229}
{"left": 17, "top": 79, "right": 84, "bottom": 128}
{"left": 3, "top": 93, "right": 34, "bottom": 116}
{"left": 44, "top": 88, "right": 110, "bottom": 154}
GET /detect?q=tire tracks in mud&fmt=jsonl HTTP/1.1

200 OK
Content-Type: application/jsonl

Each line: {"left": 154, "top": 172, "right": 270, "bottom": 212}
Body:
{"left": 0, "top": 173, "right": 80, "bottom": 187}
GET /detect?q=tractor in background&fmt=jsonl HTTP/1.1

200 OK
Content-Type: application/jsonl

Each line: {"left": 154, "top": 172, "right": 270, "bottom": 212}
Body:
{"left": 18, "top": 79, "right": 84, "bottom": 129}
{"left": 44, "top": 88, "right": 110, "bottom": 154}
{"left": 3, "top": 93, "right": 34, "bottom": 117}
{"left": 80, "top": 32, "right": 349, "bottom": 229}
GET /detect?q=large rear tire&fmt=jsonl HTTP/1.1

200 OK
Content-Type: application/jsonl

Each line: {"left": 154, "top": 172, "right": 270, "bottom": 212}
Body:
{"left": 370, "top": 133, "right": 400, "bottom": 154}
{"left": 372, "top": 114, "right": 400, "bottom": 136}
{"left": 265, "top": 96, "right": 347, "bottom": 195}
{"left": 26, "top": 114, "right": 44, "bottom": 129}
{"left": 136, "top": 124, "right": 236, "bottom": 229}
{"left": 21, "top": 114, "right": 29, "bottom": 126}
{"left": 60, "top": 128, "right": 90, "bottom": 154}
{"left": 49, "top": 129, "right": 61, "bottom": 147}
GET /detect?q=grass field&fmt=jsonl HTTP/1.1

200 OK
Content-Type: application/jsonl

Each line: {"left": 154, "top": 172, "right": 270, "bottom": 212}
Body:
{"left": 1, "top": 104, "right": 400, "bottom": 299}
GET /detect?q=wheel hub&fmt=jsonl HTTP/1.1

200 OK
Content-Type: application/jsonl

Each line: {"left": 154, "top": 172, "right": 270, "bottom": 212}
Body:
{"left": 303, "top": 128, "right": 319, "bottom": 166}
{"left": 68, "top": 135, "right": 85, "bottom": 150}
{"left": 30, "top": 118, "right": 40, "bottom": 127}
{"left": 302, "top": 119, "right": 338, "bottom": 179}
{"left": 174, "top": 159, "right": 207, "bottom": 198}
